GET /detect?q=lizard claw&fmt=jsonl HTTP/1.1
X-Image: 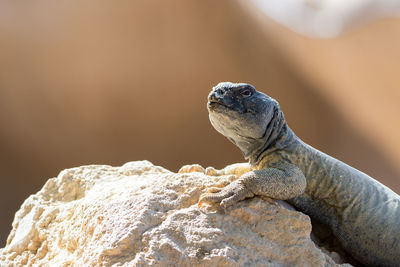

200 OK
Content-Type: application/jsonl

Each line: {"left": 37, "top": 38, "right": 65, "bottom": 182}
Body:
{"left": 205, "top": 167, "right": 218, "bottom": 176}
{"left": 198, "top": 187, "right": 225, "bottom": 208}
{"left": 198, "top": 179, "right": 254, "bottom": 209}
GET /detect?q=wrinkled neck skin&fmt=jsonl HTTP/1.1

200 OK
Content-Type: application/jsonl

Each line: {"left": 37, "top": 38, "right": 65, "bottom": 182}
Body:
{"left": 238, "top": 107, "right": 296, "bottom": 165}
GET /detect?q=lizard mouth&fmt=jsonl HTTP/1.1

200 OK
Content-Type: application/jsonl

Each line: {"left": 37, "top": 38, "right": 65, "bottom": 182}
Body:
{"left": 208, "top": 100, "right": 252, "bottom": 115}
{"left": 207, "top": 100, "right": 232, "bottom": 111}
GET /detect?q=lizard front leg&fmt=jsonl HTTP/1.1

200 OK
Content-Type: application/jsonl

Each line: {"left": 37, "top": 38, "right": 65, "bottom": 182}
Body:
{"left": 199, "top": 162, "right": 306, "bottom": 209}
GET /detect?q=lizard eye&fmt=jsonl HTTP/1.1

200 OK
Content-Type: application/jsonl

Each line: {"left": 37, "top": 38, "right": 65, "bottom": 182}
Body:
{"left": 241, "top": 89, "right": 252, "bottom": 97}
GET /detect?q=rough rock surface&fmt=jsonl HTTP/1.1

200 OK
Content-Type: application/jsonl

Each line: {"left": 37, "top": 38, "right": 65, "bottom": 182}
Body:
{"left": 0, "top": 161, "right": 350, "bottom": 266}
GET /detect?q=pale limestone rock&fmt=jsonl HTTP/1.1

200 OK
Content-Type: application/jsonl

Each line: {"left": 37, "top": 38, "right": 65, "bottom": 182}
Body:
{"left": 0, "top": 161, "right": 351, "bottom": 266}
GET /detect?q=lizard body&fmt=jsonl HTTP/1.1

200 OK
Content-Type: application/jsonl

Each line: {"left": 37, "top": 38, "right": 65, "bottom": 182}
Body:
{"left": 180, "top": 82, "right": 400, "bottom": 266}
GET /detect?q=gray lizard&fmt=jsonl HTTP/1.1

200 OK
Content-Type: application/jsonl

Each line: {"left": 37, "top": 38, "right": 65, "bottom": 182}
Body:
{"left": 180, "top": 82, "right": 400, "bottom": 266}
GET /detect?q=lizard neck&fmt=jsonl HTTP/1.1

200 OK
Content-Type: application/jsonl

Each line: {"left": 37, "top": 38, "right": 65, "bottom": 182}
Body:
{"left": 245, "top": 107, "right": 297, "bottom": 165}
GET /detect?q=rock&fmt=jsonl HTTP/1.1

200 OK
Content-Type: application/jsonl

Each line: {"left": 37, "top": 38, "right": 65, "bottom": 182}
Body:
{"left": 244, "top": 0, "right": 400, "bottom": 37}
{"left": 0, "top": 161, "right": 351, "bottom": 266}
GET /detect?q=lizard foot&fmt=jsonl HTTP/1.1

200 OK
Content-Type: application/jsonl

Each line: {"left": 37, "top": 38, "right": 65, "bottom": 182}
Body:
{"left": 198, "top": 179, "right": 254, "bottom": 209}
{"left": 178, "top": 164, "right": 205, "bottom": 174}
{"left": 204, "top": 167, "right": 220, "bottom": 176}
{"left": 179, "top": 165, "right": 222, "bottom": 176}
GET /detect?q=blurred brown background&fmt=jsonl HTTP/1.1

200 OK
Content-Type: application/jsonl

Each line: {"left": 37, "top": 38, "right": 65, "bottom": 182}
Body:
{"left": 0, "top": 1, "right": 399, "bottom": 246}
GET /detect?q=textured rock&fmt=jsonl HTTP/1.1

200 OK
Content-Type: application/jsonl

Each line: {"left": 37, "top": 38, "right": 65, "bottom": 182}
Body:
{"left": 0, "top": 161, "right": 350, "bottom": 266}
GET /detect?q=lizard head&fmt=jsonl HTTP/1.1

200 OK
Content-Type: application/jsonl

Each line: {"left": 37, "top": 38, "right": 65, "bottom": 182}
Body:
{"left": 207, "top": 82, "right": 286, "bottom": 162}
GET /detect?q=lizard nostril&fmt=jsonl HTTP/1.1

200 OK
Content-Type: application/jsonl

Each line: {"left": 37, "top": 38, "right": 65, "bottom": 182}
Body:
{"left": 215, "top": 89, "right": 225, "bottom": 97}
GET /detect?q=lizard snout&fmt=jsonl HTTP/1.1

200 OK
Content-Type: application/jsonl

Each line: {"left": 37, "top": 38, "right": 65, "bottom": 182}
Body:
{"left": 208, "top": 91, "right": 220, "bottom": 103}
{"left": 209, "top": 87, "right": 227, "bottom": 102}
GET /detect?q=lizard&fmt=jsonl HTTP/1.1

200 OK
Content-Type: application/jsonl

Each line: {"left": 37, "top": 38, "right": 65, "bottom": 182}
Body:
{"left": 179, "top": 82, "right": 400, "bottom": 266}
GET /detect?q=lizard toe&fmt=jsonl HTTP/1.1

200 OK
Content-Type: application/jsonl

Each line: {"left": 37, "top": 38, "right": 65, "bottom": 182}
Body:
{"left": 178, "top": 164, "right": 205, "bottom": 174}
{"left": 205, "top": 167, "right": 218, "bottom": 176}
{"left": 198, "top": 190, "right": 235, "bottom": 207}
{"left": 220, "top": 188, "right": 254, "bottom": 209}
{"left": 206, "top": 187, "right": 223, "bottom": 193}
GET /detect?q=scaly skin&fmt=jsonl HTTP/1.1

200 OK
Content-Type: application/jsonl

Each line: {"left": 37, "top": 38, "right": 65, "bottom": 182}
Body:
{"left": 180, "top": 82, "right": 400, "bottom": 267}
